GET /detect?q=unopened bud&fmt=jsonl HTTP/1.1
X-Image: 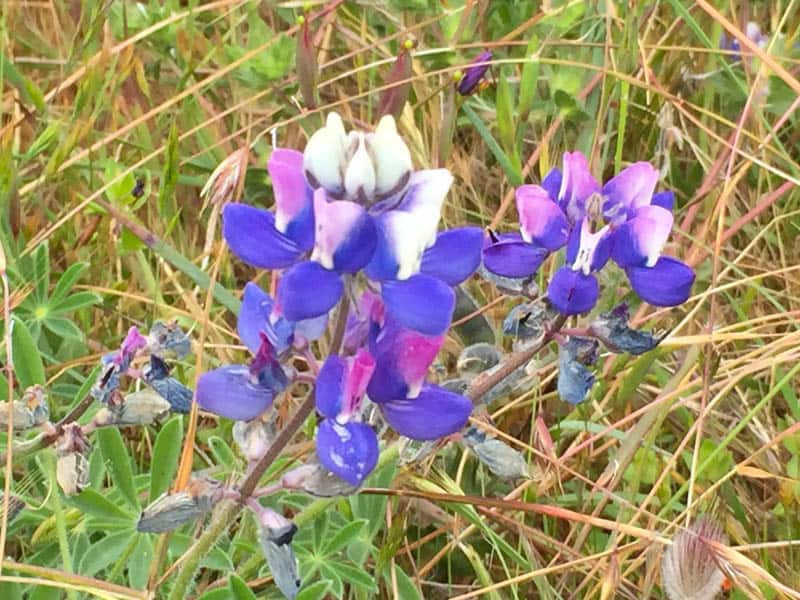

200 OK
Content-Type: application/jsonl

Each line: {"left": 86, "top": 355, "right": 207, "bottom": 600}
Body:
{"left": 94, "top": 389, "right": 172, "bottom": 428}
{"left": 0, "top": 385, "right": 50, "bottom": 430}
{"left": 233, "top": 417, "right": 276, "bottom": 462}
{"left": 137, "top": 477, "right": 223, "bottom": 533}
{"left": 55, "top": 424, "right": 91, "bottom": 496}
{"left": 457, "top": 50, "right": 492, "bottom": 96}
{"left": 281, "top": 463, "right": 359, "bottom": 497}
{"left": 371, "top": 115, "right": 412, "bottom": 198}
{"left": 377, "top": 44, "right": 413, "bottom": 119}
{"left": 296, "top": 17, "right": 317, "bottom": 108}
{"left": 258, "top": 514, "right": 301, "bottom": 599}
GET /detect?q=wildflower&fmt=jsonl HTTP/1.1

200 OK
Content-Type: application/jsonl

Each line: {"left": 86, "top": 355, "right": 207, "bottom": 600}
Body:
{"left": 223, "top": 113, "right": 483, "bottom": 336}
{"left": 721, "top": 22, "right": 768, "bottom": 58}
{"left": 55, "top": 424, "right": 91, "bottom": 496}
{"left": 0, "top": 384, "right": 49, "bottom": 430}
{"left": 196, "top": 283, "right": 292, "bottom": 421}
{"left": 91, "top": 326, "right": 148, "bottom": 402}
{"left": 143, "top": 355, "right": 193, "bottom": 413}
{"left": 662, "top": 517, "right": 728, "bottom": 600}
{"left": 457, "top": 50, "right": 492, "bottom": 95}
{"left": 483, "top": 152, "right": 695, "bottom": 315}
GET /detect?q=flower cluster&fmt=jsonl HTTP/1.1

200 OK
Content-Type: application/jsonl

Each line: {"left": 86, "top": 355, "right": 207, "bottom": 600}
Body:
{"left": 197, "top": 113, "right": 483, "bottom": 485}
{"left": 483, "top": 152, "right": 695, "bottom": 315}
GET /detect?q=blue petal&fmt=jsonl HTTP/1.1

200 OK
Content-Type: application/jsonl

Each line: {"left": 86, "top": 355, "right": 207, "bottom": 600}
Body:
{"left": 625, "top": 256, "right": 695, "bottom": 307}
{"left": 222, "top": 204, "right": 304, "bottom": 269}
{"left": 651, "top": 190, "right": 675, "bottom": 211}
{"left": 420, "top": 227, "right": 483, "bottom": 286}
{"left": 196, "top": 365, "right": 274, "bottom": 421}
{"left": 557, "top": 340, "right": 596, "bottom": 405}
{"left": 316, "top": 420, "right": 378, "bottom": 486}
{"left": 277, "top": 261, "right": 343, "bottom": 322}
{"left": 546, "top": 267, "right": 599, "bottom": 315}
{"left": 380, "top": 384, "right": 472, "bottom": 440}
{"left": 382, "top": 274, "right": 455, "bottom": 337}
{"left": 541, "top": 168, "right": 563, "bottom": 203}
{"left": 239, "top": 282, "right": 277, "bottom": 355}
{"left": 269, "top": 148, "right": 315, "bottom": 251}
{"left": 315, "top": 355, "right": 346, "bottom": 418}
{"left": 482, "top": 234, "right": 547, "bottom": 278}
{"left": 331, "top": 212, "right": 377, "bottom": 273}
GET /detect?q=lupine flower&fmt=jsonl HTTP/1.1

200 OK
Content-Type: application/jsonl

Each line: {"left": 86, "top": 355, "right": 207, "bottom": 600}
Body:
{"left": 91, "top": 326, "right": 148, "bottom": 402}
{"left": 196, "top": 284, "right": 293, "bottom": 421}
{"left": 483, "top": 152, "right": 695, "bottom": 315}
{"left": 662, "top": 516, "right": 728, "bottom": 600}
{"left": 458, "top": 50, "right": 492, "bottom": 95}
{"left": 222, "top": 113, "right": 483, "bottom": 337}
{"left": 721, "top": 22, "right": 768, "bottom": 58}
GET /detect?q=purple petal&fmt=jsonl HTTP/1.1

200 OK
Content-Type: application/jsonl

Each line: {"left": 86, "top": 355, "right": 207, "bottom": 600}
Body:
{"left": 196, "top": 365, "right": 274, "bottom": 421}
{"left": 293, "top": 314, "right": 328, "bottom": 346}
{"left": 625, "top": 256, "right": 695, "bottom": 307}
{"left": 541, "top": 168, "right": 562, "bottom": 203}
{"left": 315, "top": 355, "right": 346, "bottom": 418}
{"left": 482, "top": 233, "right": 547, "bottom": 278}
{"left": 602, "top": 161, "right": 659, "bottom": 221}
{"left": 316, "top": 420, "right": 378, "bottom": 486}
{"left": 610, "top": 205, "right": 674, "bottom": 268}
{"left": 311, "top": 189, "right": 377, "bottom": 273}
{"left": 457, "top": 50, "right": 492, "bottom": 95}
{"left": 380, "top": 384, "right": 472, "bottom": 440}
{"left": 381, "top": 274, "right": 455, "bottom": 337}
{"left": 269, "top": 148, "right": 315, "bottom": 251}
{"left": 367, "top": 318, "right": 443, "bottom": 403}
{"left": 276, "top": 261, "right": 343, "bottom": 322}
{"left": 558, "top": 152, "right": 600, "bottom": 222}
{"left": 223, "top": 204, "right": 304, "bottom": 269}
{"left": 239, "top": 282, "right": 278, "bottom": 355}
{"left": 516, "top": 185, "right": 569, "bottom": 250}
{"left": 651, "top": 190, "right": 675, "bottom": 212}
{"left": 546, "top": 267, "right": 599, "bottom": 315}
{"left": 420, "top": 227, "right": 483, "bottom": 286}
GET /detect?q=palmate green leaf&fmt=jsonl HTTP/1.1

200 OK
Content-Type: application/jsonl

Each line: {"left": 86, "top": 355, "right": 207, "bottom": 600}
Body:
{"left": 78, "top": 529, "right": 134, "bottom": 577}
{"left": 320, "top": 519, "right": 366, "bottom": 557}
{"left": 317, "top": 563, "right": 343, "bottom": 598}
{"left": 51, "top": 262, "right": 89, "bottom": 303}
{"left": 386, "top": 564, "right": 422, "bottom": 600}
{"left": 149, "top": 415, "right": 183, "bottom": 502}
{"left": 350, "top": 456, "right": 397, "bottom": 540}
{"left": 325, "top": 562, "right": 377, "bottom": 593}
{"left": 70, "top": 488, "right": 134, "bottom": 522}
{"left": 0, "top": 581, "right": 23, "bottom": 600}
{"left": 129, "top": 534, "right": 153, "bottom": 590}
{"left": 96, "top": 427, "right": 140, "bottom": 510}
{"left": 50, "top": 291, "right": 101, "bottom": 315}
{"left": 32, "top": 243, "right": 50, "bottom": 303}
{"left": 295, "top": 580, "right": 331, "bottom": 600}
{"left": 11, "top": 317, "right": 46, "bottom": 388}
{"left": 169, "top": 533, "right": 234, "bottom": 571}
{"left": 42, "top": 316, "right": 83, "bottom": 341}
{"left": 228, "top": 574, "right": 258, "bottom": 600}
{"left": 209, "top": 436, "right": 238, "bottom": 468}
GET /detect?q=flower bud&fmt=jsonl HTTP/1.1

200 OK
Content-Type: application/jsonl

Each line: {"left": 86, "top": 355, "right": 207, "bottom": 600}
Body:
{"left": 457, "top": 50, "right": 492, "bottom": 95}
{"left": 343, "top": 132, "right": 377, "bottom": 203}
{"left": 0, "top": 385, "right": 49, "bottom": 430}
{"left": 94, "top": 389, "right": 172, "bottom": 428}
{"left": 147, "top": 321, "right": 191, "bottom": 359}
{"left": 296, "top": 16, "right": 318, "bottom": 108}
{"left": 371, "top": 115, "right": 412, "bottom": 198}
{"left": 378, "top": 41, "right": 414, "bottom": 119}
{"left": 137, "top": 477, "right": 223, "bottom": 533}
{"left": 303, "top": 113, "right": 348, "bottom": 196}
{"left": 55, "top": 424, "right": 91, "bottom": 496}
{"left": 233, "top": 417, "right": 276, "bottom": 462}
{"left": 280, "top": 463, "right": 359, "bottom": 497}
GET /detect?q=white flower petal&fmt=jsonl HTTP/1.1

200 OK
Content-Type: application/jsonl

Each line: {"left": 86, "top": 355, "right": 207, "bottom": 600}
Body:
{"left": 303, "top": 112, "right": 348, "bottom": 195}
{"left": 371, "top": 115, "right": 412, "bottom": 197}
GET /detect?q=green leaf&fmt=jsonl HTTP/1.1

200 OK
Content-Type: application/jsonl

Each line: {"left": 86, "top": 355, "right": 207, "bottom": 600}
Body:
{"left": 102, "top": 159, "right": 137, "bottom": 205}
{"left": 0, "top": 52, "right": 46, "bottom": 111}
{"left": 321, "top": 520, "right": 366, "bottom": 556}
{"left": 195, "top": 590, "right": 233, "bottom": 600}
{"left": 70, "top": 488, "right": 134, "bottom": 522}
{"left": 495, "top": 72, "right": 517, "bottom": 161}
{"left": 78, "top": 530, "right": 133, "bottom": 577}
{"left": 32, "top": 243, "right": 49, "bottom": 302}
{"left": 208, "top": 436, "right": 237, "bottom": 468}
{"left": 0, "top": 581, "right": 23, "bottom": 600}
{"left": 51, "top": 262, "right": 89, "bottom": 303}
{"left": 42, "top": 317, "right": 84, "bottom": 341}
{"left": 518, "top": 36, "right": 540, "bottom": 121}
{"left": 97, "top": 427, "right": 140, "bottom": 510}
{"left": 228, "top": 574, "right": 257, "bottom": 600}
{"left": 158, "top": 123, "right": 180, "bottom": 219}
{"left": 22, "top": 122, "right": 61, "bottom": 162}
{"left": 50, "top": 291, "right": 101, "bottom": 315}
{"left": 388, "top": 564, "right": 421, "bottom": 600}
{"left": 295, "top": 580, "right": 331, "bottom": 600}
{"left": 149, "top": 416, "right": 183, "bottom": 502}
{"left": 462, "top": 104, "right": 522, "bottom": 186}
{"left": 28, "top": 585, "right": 60, "bottom": 600}
{"left": 326, "top": 562, "right": 377, "bottom": 592}
{"left": 128, "top": 534, "right": 153, "bottom": 590}
{"left": 11, "top": 317, "right": 46, "bottom": 388}
{"left": 169, "top": 533, "right": 233, "bottom": 571}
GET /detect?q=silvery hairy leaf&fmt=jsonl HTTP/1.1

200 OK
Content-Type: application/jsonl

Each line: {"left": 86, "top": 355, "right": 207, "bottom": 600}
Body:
{"left": 0, "top": 492, "right": 26, "bottom": 521}
{"left": 94, "top": 389, "right": 172, "bottom": 427}
{"left": 0, "top": 385, "right": 49, "bottom": 430}
{"left": 462, "top": 427, "right": 530, "bottom": 480}
{"left": 147, "top": 321, "right": 191, "bottom": 359}
{"left": 143, "top": 355, "right": 192, "bottom": 414}
{"left": 589, "top": 303, "right": 665, "bottom": 355}
{"left": 457, "top": 343, "right": 502, "bottom": 379}
{"left": 233, "top": 417, "right": 277, "bottom": 462}
{"left": 478, "top": 264, "right": 539, "bottom": 298}
{"left": 137, "top": 478, "right": 223, "bottom": 533}
{"left": 557, "top": 337, "right": 599, "bottom": 405}
{"left": 281, "top": 463, "right": 360, "bottom": 498}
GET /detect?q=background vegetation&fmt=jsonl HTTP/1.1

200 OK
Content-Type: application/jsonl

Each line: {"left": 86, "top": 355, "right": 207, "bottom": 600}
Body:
{"left": 1, "top": 0, "right": 800, "bottom": 598}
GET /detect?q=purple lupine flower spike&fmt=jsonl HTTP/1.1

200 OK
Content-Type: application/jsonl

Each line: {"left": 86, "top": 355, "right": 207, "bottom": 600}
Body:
{"left": 558, "top": 151, "right": 600, "bottom": 223}
{"left": 457, "top": 50, "right": 492, "bottom": 95}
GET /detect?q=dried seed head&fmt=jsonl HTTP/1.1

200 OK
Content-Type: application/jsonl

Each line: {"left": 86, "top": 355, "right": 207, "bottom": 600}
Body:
{"left": 662, "top": 517, "right": 728, "bottom": 600}
{"left": 201, "top": 147, "right": 249, "bottom": 208}
{"left": 0, "top": 385, "right": 50, "bottom": 430}
{"left": 137, "top": 478, "right": 222, "bottom": 533}
{"left": 94, "top": 389, "right": 172, "bottom": 428}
